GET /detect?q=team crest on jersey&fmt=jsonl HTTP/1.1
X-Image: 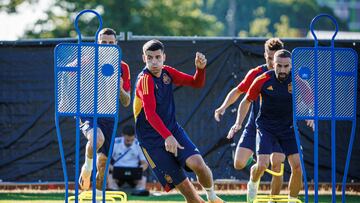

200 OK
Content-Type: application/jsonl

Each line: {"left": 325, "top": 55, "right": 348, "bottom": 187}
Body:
{"left": 162, "top": 73, "right": 171, "bottom": 84}
{"left": 164, "top": 174, "right": 173, "bottom": 183}
{"left": 288, "top": 83, "right": 292, "bottom": 93}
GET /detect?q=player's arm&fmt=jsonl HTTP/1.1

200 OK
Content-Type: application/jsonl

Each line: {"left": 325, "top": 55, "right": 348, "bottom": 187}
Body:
{"left": 165, "top": 52, "right": 206, "bottom": 88}
{"left": 227, "top": 97, "right": 252, "bottom": 139}
{"left": 214, "top": 67, "right": 261, "bottom": 121}
{"left": 227, "top": 74, "right": 266, "bottom": 139}
{"left": 296, "top": 75, "right": 315, "bottom": 131}
{"left": 119, "top": 62, "right": 131, "bottom": 107}
{"left": 214, "top": 88, "right": 242, "bottom": 122}
{"left": 139, "top": 75, "right": 184, "bottom": 156}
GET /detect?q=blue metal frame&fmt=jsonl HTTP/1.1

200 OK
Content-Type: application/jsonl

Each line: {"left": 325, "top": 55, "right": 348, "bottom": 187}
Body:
{"left": 54, "top": 9, "right": 122, "bottom": 203}
{"left": 292, "top": 14, "right": 358, "bottom": 203}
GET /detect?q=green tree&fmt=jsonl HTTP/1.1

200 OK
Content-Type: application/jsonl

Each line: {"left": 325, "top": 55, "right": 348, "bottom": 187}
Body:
{"left": 274, "top": 15, "right": 301, "bottom": 37}
{"left": 0, "top": 0, "right": 37, "bottom": 13}
{"left": 205, "top": 0, "right": 262, "bottom": 36}
{"left": 205, "top": 0, "right": 347, "bottom": 37}
{"left": 24, "top": 0, "right": 223, "bottom": 38}
{"left": 247, "top": 7, "right": 272, "bottom": 37}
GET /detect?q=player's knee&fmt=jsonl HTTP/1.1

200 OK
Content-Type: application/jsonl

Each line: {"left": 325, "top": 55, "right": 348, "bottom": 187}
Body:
{"left": 271, "top": 161, "right": 282, "bottom": 172}
{"left": 291, "top": 163, "right": 302, "bottom": 175}
{"left": 87, "top": 128, "right": 105, "bottom": 149}
{"left": 187, "top": 155, "right": 208, "bottom": 174}
{"left": 234, "top": 159, "right": 247, "bottom": 170}
{"left": 96, "top": 128, "right": 105, "bottom": 148}
{"left": 256, "top": 162, "right": 269, "bottom": 173}
{"left": 191, "top": 161, "right": 208, "bottom": 174}
{"left": 271, "top": 153, "right": 285, "bottom": 165}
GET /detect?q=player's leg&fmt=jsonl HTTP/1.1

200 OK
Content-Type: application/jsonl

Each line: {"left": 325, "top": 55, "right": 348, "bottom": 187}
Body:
{"left": 247, "top": 154, "right": 270, "bottom": 203}
{"left": 185, "top": 156, "right": 225, "bottom": 203}
{"left": 96, "top": 153, "right": 107, "bottom": 190}
{"left": 79, "top": 119, "right": 105, "bottom": 190}
{"left": 279, "top": 132, "right": 302, "bottom": 199}
{"left": 85, "top": 129, "right": 105, "bottom": 159}
{"left": 185, "top": 154, "right": 214, "bottom": 188}
{"left": 250, "top": 129, "right": 273, "bottom": 182}
{"left": 95, "top": 121, "right": 114, "bottom": 191}
{"left": 176, "top": 178, "right": 206, "bottom": 203}
{"left": 288, "top": 153, "right": 302, "bottom": 198}
{"left": 234, "top": 147, "right": 253, "bottom": 170}
{"left": 235, "top": 113, "right": 257, "bottom": 170}
{"left": 140, "top": 145, "right": 204, "bottom": 201}
{"left": 170, "top": 126, "right": 223, "bottom": 203}
{"left": 270, "top": 148, "right": 285, "bottom": 195}
{"left": 247, "top": 128, "right": 272, "bottom": 203}
{"left": 233, "top": 131, "right": 255, "bottom": 170}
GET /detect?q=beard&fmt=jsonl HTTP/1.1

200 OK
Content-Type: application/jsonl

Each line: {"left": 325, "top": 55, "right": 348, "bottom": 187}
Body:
{"left": 278, "top": 73, "right": 289, "bottom": 82}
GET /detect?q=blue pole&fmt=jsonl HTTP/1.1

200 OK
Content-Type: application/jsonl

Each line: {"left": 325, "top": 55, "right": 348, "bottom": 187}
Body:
{"left": 330, "top": 41, "right": 336, "bottom": 203}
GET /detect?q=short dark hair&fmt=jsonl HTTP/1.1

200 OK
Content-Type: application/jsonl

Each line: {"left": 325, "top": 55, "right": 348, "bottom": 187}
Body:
{"left": 274, "top": 49, "right": 292, "bottom": 59}
{"left": 265, "top": 38, "right": 284, "bottom": 52}
{"left": 143, "top": 39, "right": 164, "bottom": 53}
{"left": 98, "top": 28, "right": 117, "bottom": 39}
{"left": 122, "top": 125, "right": 135, "bottom": 136}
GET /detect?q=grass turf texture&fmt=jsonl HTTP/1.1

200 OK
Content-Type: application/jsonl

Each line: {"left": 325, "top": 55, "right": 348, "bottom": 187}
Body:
{"left": 0, "top": 193, "right": 360, "bottom": 202}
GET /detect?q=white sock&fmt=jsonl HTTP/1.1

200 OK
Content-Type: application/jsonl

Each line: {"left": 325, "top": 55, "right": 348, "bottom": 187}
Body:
{"left": 96, "top": 189, "right": 103, "bottom": 203}
{"left": 204, "top": 186, "right": 217, "bottom": 201}
{"left": 84, "top": 156, "right": 93, "bottom": 171}
{"left": 249, "top": 179, "right": 259, "bottom": 186}
{"left": 96, "top": 189, "right": 103, "bottom": 197}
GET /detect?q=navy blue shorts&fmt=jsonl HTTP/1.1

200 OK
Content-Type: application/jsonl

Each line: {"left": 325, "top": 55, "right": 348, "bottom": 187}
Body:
{"left": 80, "top": 117, "right": 115, "bottom": 156}
{"left": 256, "top": 127, "right": 298, "bottom": 156}
{"left": 140, "top": 127, "right": 200, "bottom": 192}
{"left": 238, "top": 124, "right": 282, "bottom": 153}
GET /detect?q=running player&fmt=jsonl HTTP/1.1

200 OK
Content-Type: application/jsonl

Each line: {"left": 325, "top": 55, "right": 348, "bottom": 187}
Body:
{"left": 228, "top": 49, "right": 313, "bottom": 203}
{"left": 133, "top": 39, "right": 224, "bottom": 203}
{"left": 78, "top": 28, "right": 131, "bottom": 195}
{"left": 215, "top": 38, "right": 285, "bottom": 197}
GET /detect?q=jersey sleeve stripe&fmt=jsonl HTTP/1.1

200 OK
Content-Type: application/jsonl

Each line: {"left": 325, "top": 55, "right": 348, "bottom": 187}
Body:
{"left": 144, "top": 75, "right": 148, "bottom": 95}
{"left": 142, "top": 75, "right": 149, "bottom": 95}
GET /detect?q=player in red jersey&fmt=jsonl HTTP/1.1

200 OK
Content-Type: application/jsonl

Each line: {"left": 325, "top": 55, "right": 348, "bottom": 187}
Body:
{"left": 133, "top": 39, "right": 225, "bottom": 203}
{"left": 228, "top": 49, "right": 313, "bottom": 203}
{"left": 78, "top": 28, "right": 131, "bottom": 195}
{"left": 215, "top": 38, "right": 285, "bottom": 198}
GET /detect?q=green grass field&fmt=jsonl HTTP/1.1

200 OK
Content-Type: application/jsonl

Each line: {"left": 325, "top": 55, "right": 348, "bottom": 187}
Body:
{"left": 1, "top": 193, "right": 360, "bottom": 203}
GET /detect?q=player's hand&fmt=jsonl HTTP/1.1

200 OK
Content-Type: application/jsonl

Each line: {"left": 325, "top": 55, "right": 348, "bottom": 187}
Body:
{"left": 227, "top": 123, "right": 242, "bottom": 139}
{"left": 165, "top": 135, "right": 184, "bottom": 157}
{"left": 195, "top": 52, "right": 207, "bottom": 69}
{"left": 214, "top": 107, "right": 226, "bottom": 122}
{"left": 306, "top": 119, "right": 314, "bottom": 131}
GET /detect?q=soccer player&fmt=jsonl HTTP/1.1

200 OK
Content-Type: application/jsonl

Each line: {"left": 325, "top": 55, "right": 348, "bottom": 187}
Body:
{"left": 228, "top": 49, "right": 313, "bottom": 203}
{"left": 133, "top": 39, "right": 224, "bottom": 203}
{"left": 78, "top": 28, "right": 131, "bottom": 195}
{"left": 215, "top": 38, "right": 285, "bottom": 196}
